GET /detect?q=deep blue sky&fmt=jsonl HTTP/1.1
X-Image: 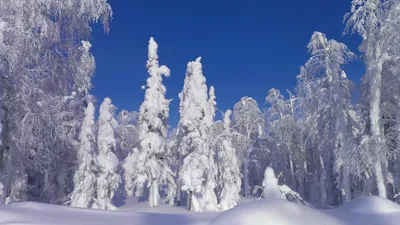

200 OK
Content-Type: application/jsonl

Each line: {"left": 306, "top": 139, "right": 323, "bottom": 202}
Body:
{"left": 90, "top": 0, "right": 365, "bottom": 126}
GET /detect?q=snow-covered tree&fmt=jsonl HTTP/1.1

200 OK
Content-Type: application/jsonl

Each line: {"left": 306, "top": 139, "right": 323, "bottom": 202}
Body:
{"left": 96, "top": 97, "right": 120, "bottom": 210}
{"left": 116, "top": 110, "right": 139, "bottom": 161}
{"left": 266, "top": 88, "right": 300, "bottom": 191}
{"left": 262, "top": 167, "right": 281, "bottom": 199}
{"left": 232, "top": 97, "right": 264, "bottom": 197}
{"left": 0, "top": 0, "right": 112, "bottom": 204}
{"left": 296, "top": 32, "right": 357, "bottom": 204}
{"left": 217, "top": 110, "right": 242, "bottom": 210}
{"left": 70, "top": 97, "right": 97, "bottom": 208}
{"left": 178, "top": 57, "right": 218, "bottom": 211}
{"left": 345, "top": 0, "right": 400, "bottom": 199}
{"left": 258, "top": 167, "right": 311, "bottom": 207}
{"left": 123, "top": 37, "right": 175, "bottom": 207}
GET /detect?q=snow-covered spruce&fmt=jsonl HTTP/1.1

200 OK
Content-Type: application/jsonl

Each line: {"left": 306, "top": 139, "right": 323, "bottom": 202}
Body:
{"left": 178, "top": 57, "right": 218, "bottom": 211}
{"left": 123, "top": 37, "right": 175, "bottom": 207}
{"left": 217, "top": 110, "right": 242, "bottom": 210}
{"left": 70, "top": 97, "right": 97, "bottom": 208}
{"left": 96, "top": 97, "right": 121, "bottom": 210}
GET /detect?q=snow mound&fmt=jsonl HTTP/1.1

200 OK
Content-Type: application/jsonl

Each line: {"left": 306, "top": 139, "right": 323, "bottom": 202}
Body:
{"left": 2, "top": 196, "right": 400, "bottom": 225}
{"left": 0, "top": 200, "right": 217, "bottom": 225}
{"left": 337, "top": 196, "right": 400, "bottom": 214}
{"left": 209, "top": 198, "right": 341, "bottom": 225}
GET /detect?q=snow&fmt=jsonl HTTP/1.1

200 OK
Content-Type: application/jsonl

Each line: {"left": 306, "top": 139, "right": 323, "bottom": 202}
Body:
{"left": 210, "top": 197, "right": 400, "bottom": 225}
{"left": 210, "top": 198, "right": 341, "bottom": 225}
{"left": 261, "top": 167, "right": 281, "bottom": 199}
{"left": 337, "top": 196, "right": 400, "bottom": 214}
{"left": 0, "top": 197, "right": 217, "bottom": 225}
{"left": 1, "top": 196, "right": 400, "bottom": 225}
{"left": 81, "top": 41, "right": 92, "bottom": 51}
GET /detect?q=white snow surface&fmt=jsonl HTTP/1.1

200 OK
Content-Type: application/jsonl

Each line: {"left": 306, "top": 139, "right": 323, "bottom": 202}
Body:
{"left": 337, "top": 196, "right": 400, "bottom": 214}
{"left": 1, "top": 196, "right": 400, "bottom": 225}
{"left": 211, "top": 197, "right": 400, "bottom": 225}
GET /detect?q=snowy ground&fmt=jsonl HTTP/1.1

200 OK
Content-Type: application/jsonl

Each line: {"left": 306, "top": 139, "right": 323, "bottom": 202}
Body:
{"left": 1, "top": 196, "right": 400, "bottom": 225}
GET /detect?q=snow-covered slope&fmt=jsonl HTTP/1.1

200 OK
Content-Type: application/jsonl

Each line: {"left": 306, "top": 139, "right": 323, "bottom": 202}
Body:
{"left": 336, "top": 196, "right": 400, "bottom": 214}
{"left": 1, "top": 196, "right": 400, "bottom": 225}
{"left": 210, "top": 197, "right": 400, "bottom": 225}
{"left": 210, "top": 198, "right": 341, "bottom": 225}
{"left": 0, "top": 200, "right": 216, "bottom": 225}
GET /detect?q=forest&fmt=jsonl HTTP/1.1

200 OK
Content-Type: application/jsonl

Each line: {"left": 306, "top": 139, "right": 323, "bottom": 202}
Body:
{"left": 1, "top": 0, "right": 400, "bottom": 216}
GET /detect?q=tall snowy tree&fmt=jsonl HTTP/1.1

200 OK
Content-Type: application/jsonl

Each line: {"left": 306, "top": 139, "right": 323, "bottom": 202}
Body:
{"left": 178, "top": 57, "right": 218, "bottom": 211}
{"left": 0, "top": 0, "right": 112, "bottom": 204}
{"left": 217, "top": 110, "right": 241, "bottom": 210}
{"left": 345, "top": 0, "right": 400, "bottom": 198}
{"left": 232, "top": 97, "right": 264, "bottom": 197}
{"left": 96, "top": 97, "right": 120, "bottom": 210}
{"left": 266, "top": 88, "right": 299, "bottom": 191}
{"left": 295, "top": 32, "right": 357, "bottom": 205}
{"left": 70, "top": 96, "right": 97, "bottom": 208}
{"left": 123, "top": 37, "right": 175, "bottom": 207}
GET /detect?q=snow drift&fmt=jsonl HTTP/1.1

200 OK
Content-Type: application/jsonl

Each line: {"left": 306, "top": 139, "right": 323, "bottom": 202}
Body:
{"left": 210, "top": 196, "right": 400, "bottom": 225}
{"left": 210, "top": 198, "right": 341, "bottom": 225}
{"left": 337, "top": 196, "right": 400, "bottom": 214}
{"left": 1, "top": 196, "right": 400, "bottom": 225}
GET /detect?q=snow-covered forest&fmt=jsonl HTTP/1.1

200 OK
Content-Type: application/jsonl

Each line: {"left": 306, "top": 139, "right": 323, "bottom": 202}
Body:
{"left": 2, "top": 0, "right": 400, "bottom": 224}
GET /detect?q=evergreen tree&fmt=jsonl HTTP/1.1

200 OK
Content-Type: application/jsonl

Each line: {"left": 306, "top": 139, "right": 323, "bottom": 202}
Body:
{"left": 217, "top": 110, "right": 241, "bottom": 210}
{"left": 123, "top": 37, "right": 175, "bottom": 207}
{"left": 96, "top": 97, "right": 120, "bottom": 210}
{"left": 70, "top": 97, "right": 97, "bottom": 208}
{"left": 178, "top": 57, "right": 218, "bottom": 211}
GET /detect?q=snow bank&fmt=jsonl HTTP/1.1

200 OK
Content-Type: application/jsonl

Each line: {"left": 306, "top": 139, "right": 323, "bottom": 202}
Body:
{"left": 211, "top": 196, "right": 400, "bottom": 225}
{"left": 0, "top": 201, "right": 216, "bottom": 225}
{"left": 1, "top": 196, "right": 400, "bottom": 225}
{"left": 209, "top": 198, "right": 342, "bottom": 225}
{"left": 336, "top": 196, "right": 400, "bottom": 214}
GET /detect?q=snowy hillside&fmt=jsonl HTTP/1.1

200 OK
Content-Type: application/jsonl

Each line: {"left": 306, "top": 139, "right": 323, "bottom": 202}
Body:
{"left": 1, "top": 196, "right": 400, "bottom": 225}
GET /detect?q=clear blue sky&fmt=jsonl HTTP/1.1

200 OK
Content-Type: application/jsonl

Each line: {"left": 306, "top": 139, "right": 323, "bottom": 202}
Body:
{"left": 90, "top": 0, "right": 365, "bottom": 126}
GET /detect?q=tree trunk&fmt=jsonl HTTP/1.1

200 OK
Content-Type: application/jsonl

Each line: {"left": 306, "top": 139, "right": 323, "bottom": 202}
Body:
{"left": 243, "top": 146, "right": 252, "bottom": 197}
{"left": 177, "top": 154, "right": 183, "bottom": 206}
{"left": 343, "top": 168, "right": 351, "bottom": 203}
{"left": 319, "top": 155, "right": 326, "bottom": 206}
{"left": 289, "top": 152, "right": 295, "bottom": 189}
{"left": 187, "top": 191, "right": 192, "bottom": 211}
{"left": 149, "top": 179, "right": 159, "bottom": 207}
{"left": 1, "top": 103, "right": 12, "bottom": 204}
{"left": 369, "top": 62, "right": 387, "bottom": 198}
